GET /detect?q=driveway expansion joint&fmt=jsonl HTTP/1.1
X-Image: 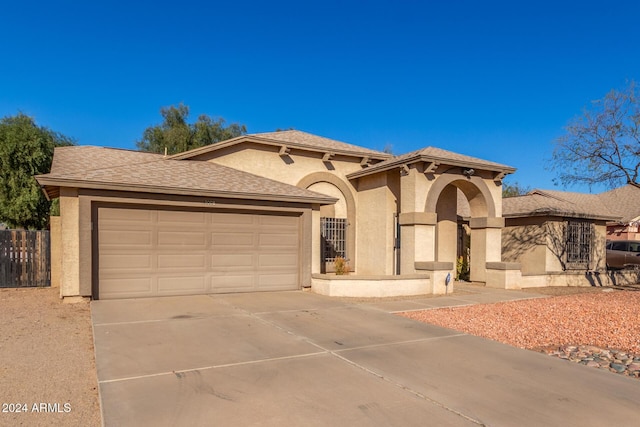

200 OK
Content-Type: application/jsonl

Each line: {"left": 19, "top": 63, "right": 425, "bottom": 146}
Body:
{"left": 242, "top": 306, "right": 486, "bottom": 426}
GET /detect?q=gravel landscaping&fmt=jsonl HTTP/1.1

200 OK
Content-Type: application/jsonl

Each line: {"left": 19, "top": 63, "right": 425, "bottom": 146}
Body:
{"left": 0, "top": 287, "right": 100, "bottom": 427}
{"left": 400, "top": 287, "right": 640, "bottom": 379}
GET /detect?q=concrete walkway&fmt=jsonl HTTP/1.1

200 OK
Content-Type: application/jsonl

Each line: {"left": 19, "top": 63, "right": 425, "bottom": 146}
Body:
{"left": 92, "top": 287, "right": 640, "bottom": 426}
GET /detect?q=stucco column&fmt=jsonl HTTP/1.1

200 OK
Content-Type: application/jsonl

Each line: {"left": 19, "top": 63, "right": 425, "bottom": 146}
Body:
{"left": 399, "top": 212, "right": 437, "bottom": 274}
{"left": 59, "top": 188, "right": 80, "bottom": 298}
{"left": 436, "top": 185, "right": 458, "bottom": 264}
{"left": 469, "top": 217, "right": 504, "bottom": 283}
{"left": 311, "top": 208, "right": 321, "bottom": 274}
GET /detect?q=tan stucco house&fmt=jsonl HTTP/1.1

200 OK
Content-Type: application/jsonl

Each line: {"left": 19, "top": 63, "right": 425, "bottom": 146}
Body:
{"left": 37, "top": 130, "right": 522, "bottom": 301}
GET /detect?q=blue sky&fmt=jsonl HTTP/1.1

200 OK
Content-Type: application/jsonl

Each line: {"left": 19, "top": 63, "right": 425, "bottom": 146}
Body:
{"left": 1, "top": 0, "right": 638, "bottom": 192}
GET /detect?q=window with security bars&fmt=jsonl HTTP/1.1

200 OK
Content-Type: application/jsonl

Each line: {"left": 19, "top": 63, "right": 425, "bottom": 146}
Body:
{"left": 320, "top": 217, "right": 347, "bottom": 262}
{"left": 566, "top": 220, "right": 593, "bottom": 265}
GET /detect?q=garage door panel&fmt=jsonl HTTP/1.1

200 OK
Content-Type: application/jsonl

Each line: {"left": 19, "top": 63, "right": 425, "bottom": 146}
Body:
{"left": 157, "top": 254, "right": 206, "bottom": 269}
{"left": 212, "top": 232, "right": 255, "bottom": 246}
{"left": 100, "top": 208, "right": 152, "bottom": 221}
{"left": 157, "top": 276, "right": 207, "bottom": 293}
{"left": 211, "top": 274, "right": 255, "bottom": 289}
{"left": 157, "top": 210, "right": 206, "bottom": 224}
{"left": 214, "top": 213, "right": 255, "bottom": 224}
{"left": 98, "top": 206, "right": 299, "bottom": 299}
{"left": 101, "top": 254, "right": 152, "bottom": 270}
{"left": 158, "top": 231, "right": 206, "bottom": 246}
{"left": 259, "top": 215, "right": 296, "bottom": 226}
{"left": 259, "top": 253, "right": 298, "bottom": 267}
{"left": 259, "top": 273, "right": 298, "bottom": 288}
{"left": 100, "top": 278, "right": 153, "bottom": 296}
{"left": 100, "top": 230, "right": 152, "bottom": 246}
{"left": 211, "top": 254, "right": 255, "bottom": 268}
{"left": 259, "top": 233, "right": 297, "bottom": 247}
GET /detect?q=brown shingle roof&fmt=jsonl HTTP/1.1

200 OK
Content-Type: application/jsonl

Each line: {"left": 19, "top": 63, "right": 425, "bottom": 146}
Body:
{"left": 347, "top": 146, "right": 516, "bottom": 179}
{"left": 170, "top": 130, "right": 391, "bottom": 160}
{"left": 597, "top": 184, "right": 640, "bottom": 224}
{"left": 50, "top": 146, "right": 163, "bottom": 175}
{"left": 38, "top": 146, "right": 337, "bottom": 204}
{"left": 250, "top": 130, "right": 390, "bottom": 156}
{"left": 503, "top": 189, "right": 619, "bottom": 220}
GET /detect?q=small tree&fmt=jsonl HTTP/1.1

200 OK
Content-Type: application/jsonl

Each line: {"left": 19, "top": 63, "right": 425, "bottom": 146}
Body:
{"left": 0, "top": 113, "right": 74, "bottom": 229}
{"left": 550, "top": 81, "right": 640, "bottom": 189}
{"left": 502, "top": 181, "right": 531, "bottom": 197}
{"left": 136, "top": 103, "right": 247, "bottom": 155}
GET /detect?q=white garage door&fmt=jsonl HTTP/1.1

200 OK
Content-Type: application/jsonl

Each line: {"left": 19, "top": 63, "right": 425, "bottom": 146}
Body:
{"left": 97, "top": 206, "right": 300, "bottom": 299}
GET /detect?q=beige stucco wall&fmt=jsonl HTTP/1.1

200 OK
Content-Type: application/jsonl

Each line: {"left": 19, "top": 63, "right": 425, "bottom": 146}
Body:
{"left": 502, "top": 217, "right": 548, "bottom": 275}
{"left": 311, "top": 274, "right": 430, "bottom": 297}
{"left": 504, "top": 217, "right": 608, "bottom": 278}
{"left": 49, "top": 216, "right": 61, "bottom": 288}
{"left": 355, "top": 171, "right": 398, "bottom": 275}
{"left": 198, "top": 143, "right": 363, "bottom": 190}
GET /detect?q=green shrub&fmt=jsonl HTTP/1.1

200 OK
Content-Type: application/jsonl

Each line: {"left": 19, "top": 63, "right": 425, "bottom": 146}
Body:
{"left": 456, "top": 256, "right": 470, "bottom": 281}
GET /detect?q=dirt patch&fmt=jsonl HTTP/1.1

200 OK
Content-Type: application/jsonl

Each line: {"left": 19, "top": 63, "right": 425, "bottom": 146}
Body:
{"left": 0, "top": 287, "right": 100, "bottom": 427}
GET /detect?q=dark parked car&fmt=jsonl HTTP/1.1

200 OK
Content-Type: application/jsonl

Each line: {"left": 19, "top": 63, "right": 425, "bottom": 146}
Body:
{"left": 606, "top": 240, "right": 640, "bottom": 269}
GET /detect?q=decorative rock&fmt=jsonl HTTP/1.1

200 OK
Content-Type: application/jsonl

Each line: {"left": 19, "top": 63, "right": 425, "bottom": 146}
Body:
{"left": 628, "top": 362, "right": 640, "bottom": 371}
{"left": 538, "top": 345, "right": 640, "bottom": 380}
{"left": 610, "top": 363, "right": 627, "bottom": 373}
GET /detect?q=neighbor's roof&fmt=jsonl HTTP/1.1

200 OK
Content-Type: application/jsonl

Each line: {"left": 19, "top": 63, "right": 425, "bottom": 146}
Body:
{"left": 597, "top": 184, "right": 640, "bottom": 224}
{"left": 347, "top": 146, "right": 516, "bottom": 179}
{"left": 37, "top": 146, "right": 337, "bottom": 204}
{"left": 169, "top": 130, "right": 391, "bottom": 160}
{"left": 503, "top": 189, "right": 620, "bottom": 221}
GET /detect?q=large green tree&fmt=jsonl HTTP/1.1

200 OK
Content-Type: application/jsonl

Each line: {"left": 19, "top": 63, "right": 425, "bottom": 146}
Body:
{"left": 136, "top": 103, "right": 247, "bottom": 154}
{"left": 550, "top": 81, "right": 640, "bottom": 189}
{"left": 0, "top": 113, "right": 74, "bottom": 229}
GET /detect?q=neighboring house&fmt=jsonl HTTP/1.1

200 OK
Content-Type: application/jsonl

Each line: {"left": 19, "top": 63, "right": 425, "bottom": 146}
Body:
{"left": 501, "top": 190, "right": 619, "bottom": 287}
{"left": 598, "top": 183, "right": 640, "bottom": 240}
{"left": 36, "top": 130, "right": 519, "bottom": 301}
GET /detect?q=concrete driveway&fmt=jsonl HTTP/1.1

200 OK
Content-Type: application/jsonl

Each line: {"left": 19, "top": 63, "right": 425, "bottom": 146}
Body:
{"left": 92, "top": 290, "right": 640, "bottom": 426}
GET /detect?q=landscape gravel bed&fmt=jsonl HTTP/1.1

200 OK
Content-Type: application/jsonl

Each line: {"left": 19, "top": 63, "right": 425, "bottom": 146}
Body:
{"left": 0, "top": 287, "right": 100, "bottom": 427}
{"left": 399, "top": 289, "right": 640, "bottom": 379}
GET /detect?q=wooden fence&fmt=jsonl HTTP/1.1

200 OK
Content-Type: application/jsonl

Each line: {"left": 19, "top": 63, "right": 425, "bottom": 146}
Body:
{"left": 0, "top": 230, "right": 51, "bottom": 288}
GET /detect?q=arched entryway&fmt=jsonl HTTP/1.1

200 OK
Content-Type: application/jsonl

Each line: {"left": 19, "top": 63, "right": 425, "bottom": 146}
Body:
{"left": 425, "top": 175, "right": 499, "bottom": 283}
{"left": 297, "top": 173, "right": 356, "bottom": 273}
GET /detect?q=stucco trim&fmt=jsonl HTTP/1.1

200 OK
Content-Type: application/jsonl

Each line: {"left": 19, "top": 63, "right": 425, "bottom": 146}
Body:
{"left": 169, "top": 134, "right": 391, "bottom": 161}
{"left": 424, "top": 174, "right": 497, "bottom": 218}
{"left": 398, "top": 212, "right": 437, "bottom": 226}
{"left": 297, "top": 172, "right": 357, "bottom": 268}
{"left": 415, "top": 261, "right": 454, "bottom": 270}
{"left": 486, "top": 262, "right": 521, "bottom": 270}
{"left": 470, "top": 217, "right": 505, "bottom": 229}
{"left": 311, "top": 273, "right": 429, "bottom": 280}
{"left": 36, "top": 176, "right": 337, "bottom": 205}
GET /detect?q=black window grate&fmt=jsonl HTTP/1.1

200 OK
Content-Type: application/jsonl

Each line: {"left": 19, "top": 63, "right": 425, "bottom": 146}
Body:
{"left": 321, "top": 217, "right": 347, "bottom": 262}
{"left": 566, "top": 220, "right": 592, "bottom": 265}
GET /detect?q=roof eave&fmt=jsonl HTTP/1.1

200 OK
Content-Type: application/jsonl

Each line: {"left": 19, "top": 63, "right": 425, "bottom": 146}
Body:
{"left": 169, "top": 135, "right": 391, "bottom": 161}
{"left": 347, "top": 154, "right": 516, "bottom": 180}
{"left": 504, "top": 210, "right": 620, "bottom": 221}
{"left": 35, "top": 176, "right": 338, "bottom": 206}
